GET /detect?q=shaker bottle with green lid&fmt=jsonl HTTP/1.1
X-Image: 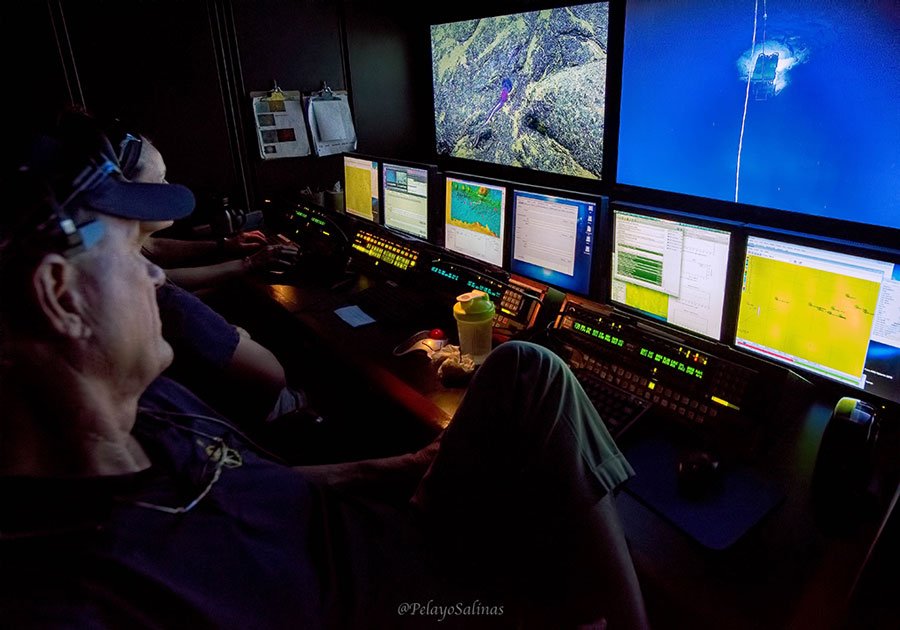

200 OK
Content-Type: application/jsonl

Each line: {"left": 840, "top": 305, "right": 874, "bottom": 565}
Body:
{"left": 453, "top": 290, "right": 495, "bottom": 365}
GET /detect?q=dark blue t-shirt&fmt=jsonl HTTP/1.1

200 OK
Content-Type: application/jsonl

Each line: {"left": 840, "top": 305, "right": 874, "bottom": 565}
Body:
{"left": 0, "top": 378, "right": 453, "bottom": 629}
{"left": 0, "top": 379, "right": 354, "bottom": 628}
{"left": 156, "top": 280, "right": 240, "bottom": 373}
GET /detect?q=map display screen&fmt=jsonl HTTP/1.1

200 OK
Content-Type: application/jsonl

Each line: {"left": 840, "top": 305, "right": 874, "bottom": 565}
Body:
{"left": 444, "top": 176, "right": 507, "bottom": 267}
{"left": 736, "top": 236, "right": 900, "bottom": 403}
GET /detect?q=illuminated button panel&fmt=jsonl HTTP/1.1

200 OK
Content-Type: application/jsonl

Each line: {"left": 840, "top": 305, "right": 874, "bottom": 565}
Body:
{"left": 494, "top": 289, "right": 526, "bottom": 329}
{"left": 425, "top": 260, "right": 541, "bottom": 333}
{"left": 283, "top": 205, "right": 335, "bottom": 240}
{"left": 555, "top": 299, "right": 755, "bottom": 429}
{"left": 352, "top": 229, "right": 419, "bottom": 271}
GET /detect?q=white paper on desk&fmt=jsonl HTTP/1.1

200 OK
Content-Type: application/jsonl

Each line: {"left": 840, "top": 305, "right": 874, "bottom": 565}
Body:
{"left": 306, "top": 93, "right": 357, "bottom": 157}
{"left": 334, "top": 305, "right": 375, "bottom": 327}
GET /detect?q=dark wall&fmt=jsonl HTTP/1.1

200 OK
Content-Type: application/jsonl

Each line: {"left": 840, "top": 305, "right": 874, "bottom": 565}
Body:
{"left": 62, "top": 0, "right": 235, "bottom": 216}
{"left": 344, "top": 2, "right": 432, "bottom": 161}
{"left": 1, "top": 2, "right": 71, "bottom": 169}
{"left": 7, "top": 0, "right": 427, "bottom": 218}
{"left": 231, "top": 0, "right": 346, "bottom": 205}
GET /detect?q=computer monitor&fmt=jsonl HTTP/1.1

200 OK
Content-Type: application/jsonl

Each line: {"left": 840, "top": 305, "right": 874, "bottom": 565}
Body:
{"left": 382, "top": 160, "right": 433, "bottom": 240}
{"left": 617, "top": 0, "right": 900, "bottom": 230}
{"left": 736, "top": 234, "right": 900, "bottom": 405}
{"left": 343, "top": 155, "right": 379, "bottom": 223}
{"left": 430, "top": 1, "right": 610, "bottom": 180}
{"left": 444, "top": 175, "right": 506, "bottom": 268}
{"left": 610, "top": 205, "right": 734, "bottom": 341}
{"left": 510, "top": 187, "right": 601, "bottom": 295}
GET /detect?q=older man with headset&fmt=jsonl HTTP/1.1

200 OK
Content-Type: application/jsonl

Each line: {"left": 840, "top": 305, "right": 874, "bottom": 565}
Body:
{"left": 0, "top": 117, "right": 647, "bottom": 629}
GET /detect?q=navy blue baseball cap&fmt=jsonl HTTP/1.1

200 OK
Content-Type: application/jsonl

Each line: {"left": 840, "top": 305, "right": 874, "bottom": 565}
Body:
{"left": 2, "top": 112, "right": 195, "bottom": 257}
{"left": 28, "top": 132, "right": 195, "bottom": 223}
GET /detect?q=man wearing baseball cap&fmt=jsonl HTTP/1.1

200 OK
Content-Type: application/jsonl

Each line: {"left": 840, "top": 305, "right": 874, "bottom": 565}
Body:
{"left": 0, "top": 117, "right": 646, "bottom": 628}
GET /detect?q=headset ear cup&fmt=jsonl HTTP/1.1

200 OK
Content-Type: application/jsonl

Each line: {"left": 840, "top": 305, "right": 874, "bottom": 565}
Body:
{"left": 119, "top": 139, "right": 141, "bottom": 177}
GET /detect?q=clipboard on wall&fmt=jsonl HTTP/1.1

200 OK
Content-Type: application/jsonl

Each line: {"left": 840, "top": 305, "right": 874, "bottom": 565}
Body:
{"left": 304, "top": 83, "right": 357, "bottom": 157}
{"left": 251, "top": 83, "right": 311, "bottom": 159}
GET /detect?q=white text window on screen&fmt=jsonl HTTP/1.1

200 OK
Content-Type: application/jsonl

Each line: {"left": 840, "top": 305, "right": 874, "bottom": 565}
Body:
{"left": 445, "top": 219, "right": 504, "bottom": 267}
{"left": 384, "top": 165, "right": 428, "bottom": 238}
{"left": 872, "top": 274, "right": 899, "bottom": 348}
{"left": 613, "top": 215, "right": 684, "bottom": 297}
{"left": 513, "top": 195, "right": 578, "bottom": 277}
{"left": 664, "top": 226, "right": 731, "bottom": 338}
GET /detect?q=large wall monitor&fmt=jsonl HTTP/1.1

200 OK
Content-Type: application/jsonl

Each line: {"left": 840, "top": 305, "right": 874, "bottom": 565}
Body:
{"left": 444, "top": 175, "right": 507, "bottom": 268}
{"left": 382, "top": 161, "right": 431, "bottom": 240}
{"left": 617, "top": 0, "right": 900, "bottom": 230}
{"left": 736, "top": 235, "right": 900, "bottom": 404}
{"left": 510, "top": 188, "right": 600, "bottom": 295}
{"left": 611, "top": 206, "right": 733, "bottom": 341}
{"left": 343, "top": 155, "right": 380, "bottom": 223}
{"left": 431, "top": 2, "right": 610, "bottom": 180}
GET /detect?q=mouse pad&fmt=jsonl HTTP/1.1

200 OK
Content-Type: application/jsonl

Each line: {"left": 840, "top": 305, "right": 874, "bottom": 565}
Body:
{"left": 622, "top": 438, "right": 785, "bottom": 551}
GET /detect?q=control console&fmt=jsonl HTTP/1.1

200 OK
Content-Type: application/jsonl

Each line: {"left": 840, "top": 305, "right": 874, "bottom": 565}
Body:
{"left": 549, "top": 296, "right": 778, "bottom": 457}
{"left": 350, "top": 227, "right": 421, "bottom": 273}
{"left": 427, "top": 258, "right": 542, "bottom": 335}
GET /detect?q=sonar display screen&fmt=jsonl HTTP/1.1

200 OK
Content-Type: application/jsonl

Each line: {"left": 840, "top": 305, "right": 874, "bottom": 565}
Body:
{"left": 618, "top": 0, "right": 900, "bottom": 229}
{"left": 444, "top": 177, "right": 506, "bottom": 267}
{"left": 431, "top": 2, "right": 609, "bottom": 180}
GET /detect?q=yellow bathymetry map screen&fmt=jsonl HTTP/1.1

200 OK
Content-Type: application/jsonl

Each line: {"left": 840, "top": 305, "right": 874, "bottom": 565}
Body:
{"left": 344, "top": 156, "right": 378, "bottom": 222}
{"left": 737, "top": 255, "right": 880, "bottom": 378}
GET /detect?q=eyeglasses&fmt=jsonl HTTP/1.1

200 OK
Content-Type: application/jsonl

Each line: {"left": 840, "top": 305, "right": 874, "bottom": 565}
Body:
{"left": 122, "top": 413, "right": 244, "bottom": 515}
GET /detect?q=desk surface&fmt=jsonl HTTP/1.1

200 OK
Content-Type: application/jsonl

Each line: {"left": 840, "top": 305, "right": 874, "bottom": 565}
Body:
{"left": 229, "top": 272, "right": 896, "bottom": 630}
{"left": 259, "top": 276, "right": 465, "bottom": 431}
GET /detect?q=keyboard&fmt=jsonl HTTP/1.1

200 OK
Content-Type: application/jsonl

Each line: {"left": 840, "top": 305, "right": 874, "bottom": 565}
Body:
{"left": 269, "top": 232, "right": 295, "bottom": 246}
{"left": 575, "top": 368, "right": 652, "bottom": 438}
{"left": 351, "top": 229, "right": 420, "bottom": 272}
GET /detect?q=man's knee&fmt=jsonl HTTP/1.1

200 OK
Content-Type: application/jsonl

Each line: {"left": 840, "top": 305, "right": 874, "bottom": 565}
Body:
{"left": 481, "top": 340, "right": 565, "bottom": 377}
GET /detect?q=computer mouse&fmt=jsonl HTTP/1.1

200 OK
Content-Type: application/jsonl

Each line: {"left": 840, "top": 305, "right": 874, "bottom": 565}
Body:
{"left": 392, "top": 329, "right": 449, "bottom": 356}
{"left": 676, "top": 449, "right": 722, "bottom": 499}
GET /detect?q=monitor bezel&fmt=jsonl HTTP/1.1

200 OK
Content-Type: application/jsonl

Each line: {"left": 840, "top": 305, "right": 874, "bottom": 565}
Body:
{"left": 612, "top": 183, "right": 900, "bottom": 251}
{"left": 608, "top": 201, "right": 744, "bottom": 344}
{"left": 734, "top": 224, "right": 900, "bottom": 406}
{"left": 508, "top": 181, "right": 608, "bottom": 298}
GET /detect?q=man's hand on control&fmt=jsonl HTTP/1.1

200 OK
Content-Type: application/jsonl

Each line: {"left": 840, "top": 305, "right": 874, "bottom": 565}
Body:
{"left": 222, "top": 230, "right": 269, "bottom": 255}
{"left": 243, "top": 244, "right": 300, "bottom": 273}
